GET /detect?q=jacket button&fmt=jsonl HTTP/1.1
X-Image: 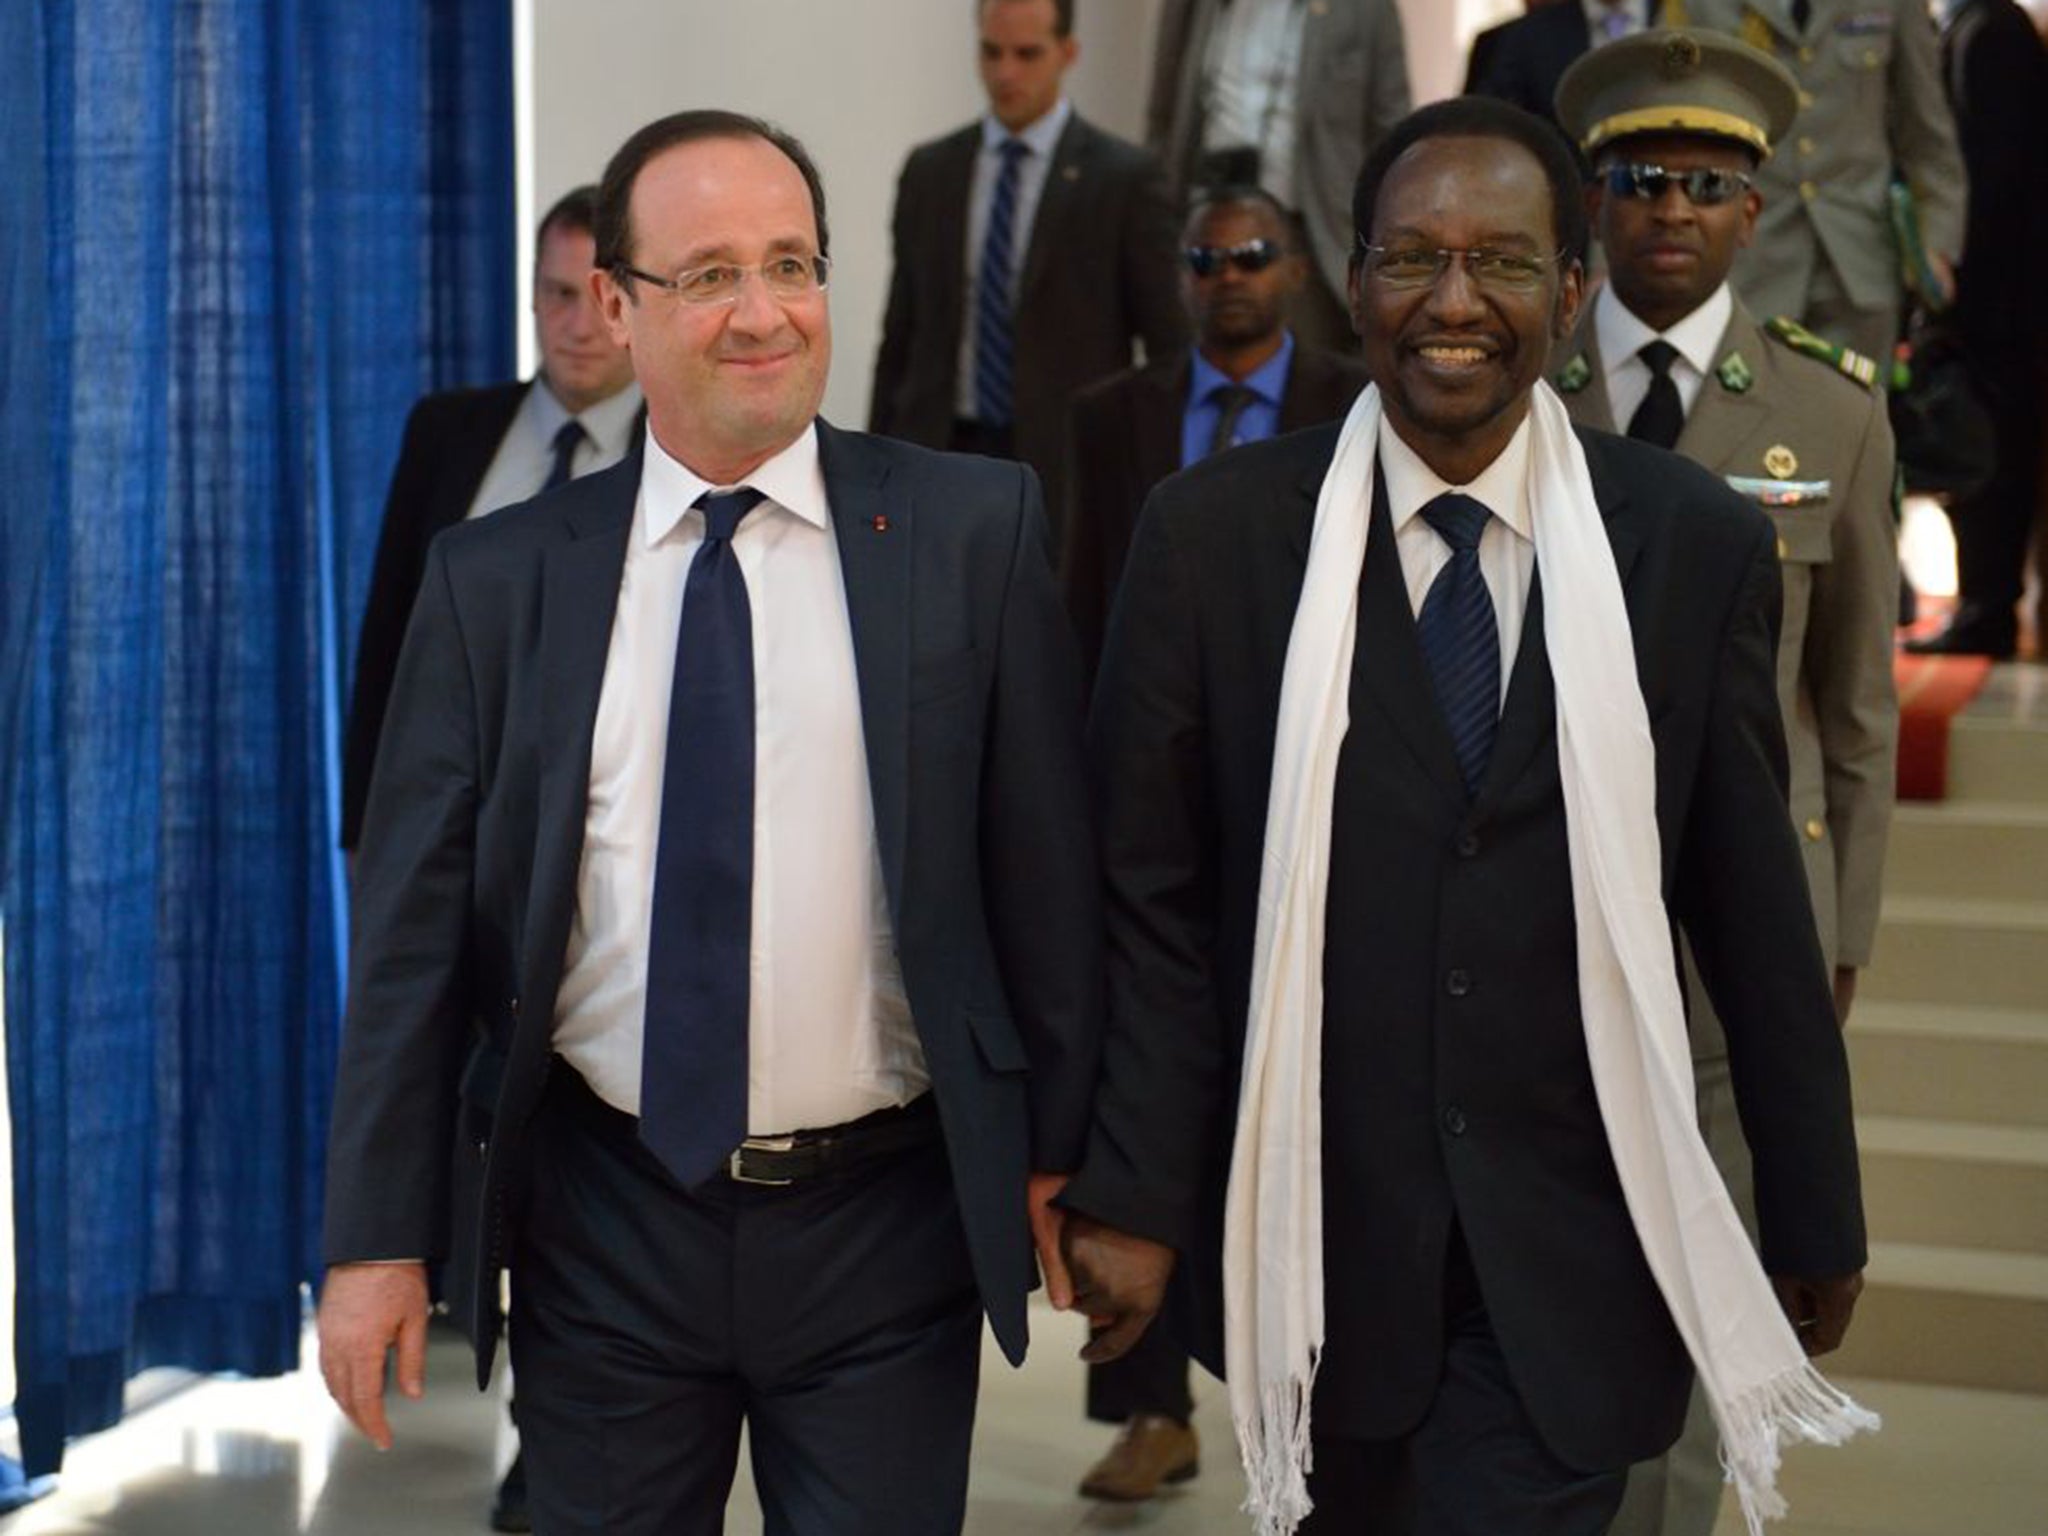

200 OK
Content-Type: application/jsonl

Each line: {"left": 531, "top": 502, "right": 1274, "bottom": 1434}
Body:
{"left": 1805, "top": 819, "right": 1826, "bottom": 842}
{"left": 1456, "top": 832, "right": 1480, "bottom": 859}
{"left": 1442, "top": 1105, "right": 1467, "bottom": 1137}
{"left": 1446, "top": 968, "right": 1472, "bottom": 997}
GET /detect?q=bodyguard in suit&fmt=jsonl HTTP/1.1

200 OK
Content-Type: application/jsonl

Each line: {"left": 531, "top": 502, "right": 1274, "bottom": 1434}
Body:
{"left": 1063, "top": 187, "right": 1368, "bottom": 685}
{"left": 1057, "top": 97, "right": 1871, "bottom": 1536}
{"left": 1552, "top": 31, "right": 1898, "bottom": 1535}
{"left": 1670, "top": 0, "right": 1967, "bottom": 363}
{"left": 1145, "top": 0, "right": 1410, "bottom": 350}
{"left": 317, "top": 110, "right": 1101, "bottom": 1536}
{"left": 869, "top": 0, "right": 1185, "bottom": 543}
{"left": 1469, "top": 0, "right": 1651, "bottom": 130}
{"left": 341, "top": 186, "right": 639, "bottom": 854}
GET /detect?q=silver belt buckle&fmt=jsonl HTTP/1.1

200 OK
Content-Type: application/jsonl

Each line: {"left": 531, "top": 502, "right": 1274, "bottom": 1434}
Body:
{"left": 729, "top": 1134, "right": 797, "bottom": 1187}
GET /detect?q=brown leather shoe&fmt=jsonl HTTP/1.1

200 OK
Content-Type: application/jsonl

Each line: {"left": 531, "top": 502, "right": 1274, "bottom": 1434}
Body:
{"left": 1078, "top": 1414, "right": 1200, "bottom": 1501}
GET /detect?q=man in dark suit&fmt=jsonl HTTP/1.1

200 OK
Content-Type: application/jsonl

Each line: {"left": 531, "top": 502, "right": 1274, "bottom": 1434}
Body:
{"left": 341, "top": 186, "right": 639, "bottom": 855}
{"left": 1065, "top": 186, "right": 1367, "bottom": 697}
{"left": 1468, "top": 0, "right": 1644, "bottom": 130}
{"left": 1905, "top": 0, "right": 2048, "bottom": 657}
{"left": 1058, "top": 97, "right": 1866, "bottom": 1535}
{"left": 316, "top": 110, "right": 1101, "bottom": 1536}
{"left": 869, "top": 0, "right": 1185, "bottom": 543}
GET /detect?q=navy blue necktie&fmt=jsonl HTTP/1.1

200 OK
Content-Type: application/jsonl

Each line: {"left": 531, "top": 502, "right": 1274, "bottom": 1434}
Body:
{"left": 1415, "top": 493, "right": 1500, "bottom": 800}
{"left": 542, "top": 418, "right": 586, "bottom": 492}
{"left": 974, "top": 138, "right": 1029, "bottom": 427}
{"left": 640, "top": 486, "right": 765, "bottom": 1187}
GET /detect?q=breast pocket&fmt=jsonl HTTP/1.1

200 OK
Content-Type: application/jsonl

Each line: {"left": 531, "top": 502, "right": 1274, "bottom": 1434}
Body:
{"left": 1772, "top": 507, "right": 1835, "bottom": 567}
{"left": 1831, "top": 17, "right": 1894, "bottom": 73}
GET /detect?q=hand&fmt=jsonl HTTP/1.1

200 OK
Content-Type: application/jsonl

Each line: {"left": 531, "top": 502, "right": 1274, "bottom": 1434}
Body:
{"left": 1832, "top": 967, "right": 1859, "bottom": 1027}
{"left": 318, "top": 1261, "right": 431, "bottom": 1449}
{"left": 1062, "top": 1213, "right": 1175, "bottom": 1364}
{"left": 1928, "top": 252, "right": 1957, "bottom": 307}
{"left": 1771, "top": 1270, "right": 1863, "bottom": 1357}
{"left": 1028, "top": 1172, "right": 1074, "bottom": 1310}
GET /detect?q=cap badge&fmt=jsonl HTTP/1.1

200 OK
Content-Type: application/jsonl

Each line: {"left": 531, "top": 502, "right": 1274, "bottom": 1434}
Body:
{"left": 1764, "top": 443, "right": 1799, "bottom": 478}
{"left": 1662, "top": 34, "right": 1704, "bottom": 76}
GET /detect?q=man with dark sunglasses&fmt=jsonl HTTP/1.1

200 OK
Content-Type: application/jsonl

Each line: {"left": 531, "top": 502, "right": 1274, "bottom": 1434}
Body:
{"left": 1062, "top": 188, "right": 1367, "bottom": 682}
{"left": 1553, "top": 30, "right": 1898, "bottom": 1536}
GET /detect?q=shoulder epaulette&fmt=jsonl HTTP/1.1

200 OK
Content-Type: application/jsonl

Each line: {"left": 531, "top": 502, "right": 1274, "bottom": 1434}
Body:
{"left": 1764, "top": 315, "right": 1881, "bottom": 389}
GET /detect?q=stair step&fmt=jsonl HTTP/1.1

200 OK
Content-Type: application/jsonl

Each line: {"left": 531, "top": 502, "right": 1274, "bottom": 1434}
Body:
{"left": 1856, "top": 1116, "right": 2048, "bottom": 1254}
{"left": 1848, "top": 1003, "right": 2048, "bottom": 1129}
{"left": 1861, "top": 897, "right": 2048, "bottom": 1011}
{"left": 1828, "top": 1241, "right": 2048, "bottom": 1394}
{"left": 1883, "top": 801, "right": 2048, "bottom": 903}
{"left": 1948, "top": 711, "right": 2048, "bottom": 806}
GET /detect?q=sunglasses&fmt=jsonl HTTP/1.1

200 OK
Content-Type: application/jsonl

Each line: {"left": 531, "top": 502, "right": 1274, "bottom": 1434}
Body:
{"left": 1601, "top": 163, "right": 1754, "bottom": 207}
{"left": 1184, "top": 238, "right": 1285, "bottom": 278}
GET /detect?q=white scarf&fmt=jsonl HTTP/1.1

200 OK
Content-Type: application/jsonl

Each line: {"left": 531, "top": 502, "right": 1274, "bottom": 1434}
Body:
{"left": 1223, "top": 382, "right": 1878, "bottom": 1536}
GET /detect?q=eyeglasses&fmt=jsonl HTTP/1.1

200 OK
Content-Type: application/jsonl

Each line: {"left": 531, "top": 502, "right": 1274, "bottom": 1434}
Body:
{"left": 614, "top": 253, "right": 831, "bottom": 306}
{"left": 1184, "top": 239, "right": 1286, "bottom": 278}
{"left": 1600, "top": 163, "right": 1754, "bottom": 207}
{"left": 1357, "top": 244, "right": 1564, "bottom": 292}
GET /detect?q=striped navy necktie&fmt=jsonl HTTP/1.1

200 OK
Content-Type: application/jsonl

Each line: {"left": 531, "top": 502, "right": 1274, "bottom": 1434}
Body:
{"left": 1415, "top": 493, "right": 1500, "bottom": 800}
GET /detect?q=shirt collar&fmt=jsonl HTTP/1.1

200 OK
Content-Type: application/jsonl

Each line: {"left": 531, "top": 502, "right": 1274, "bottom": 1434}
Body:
{"left": 1595, "top": 281, "right": 1734, "bottom": 380}
{"left": 981, "top": 96, "right": 1071, "bottom": 157}
{"left": 1376, "top": 411, "right": 1535, "bottom": 544}
{"left": 533, "top": 374, "right": 644, "bottom": 457}
{"left": 1189, "top": 330, "right": 1296, "bottom": 410}
{"left": 638, "top": 420, "right": 829, "bottom": 548}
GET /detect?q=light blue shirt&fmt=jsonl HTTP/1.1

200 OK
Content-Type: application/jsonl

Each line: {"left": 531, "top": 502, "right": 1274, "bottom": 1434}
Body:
{"left": 955, "top": 97, "right": 1074, "bottom": 420}
{"left": 1182, "top": 330, "right": 1295, "bottom": 467}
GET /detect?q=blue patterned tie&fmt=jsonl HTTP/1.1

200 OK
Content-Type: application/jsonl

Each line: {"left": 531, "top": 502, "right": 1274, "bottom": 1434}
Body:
{"left": 1415, "top": 493, "right": 1500, "bottom": 799}
{"left": 542, "top": 418, "right": 585, "bottom": 491}
{"left": 640, "top": 486, "right": 765, "bottom": 1187}
{"left": 974, "top": 138, "right": 1029, "bottom": 427}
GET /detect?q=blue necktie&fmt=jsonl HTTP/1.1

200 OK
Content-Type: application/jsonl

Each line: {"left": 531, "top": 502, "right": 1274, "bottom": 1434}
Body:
{"left": 640, "top": 486, "right": 765, "bottom": 1187}
{"left": 974, "top": 138, "right": 1029, "bottom": 427}
{"left": 1415, "top": 493, "right": 1500, "bottom": 800}
{"left": 542, "top": 418, "right": 585, "bottom": 492}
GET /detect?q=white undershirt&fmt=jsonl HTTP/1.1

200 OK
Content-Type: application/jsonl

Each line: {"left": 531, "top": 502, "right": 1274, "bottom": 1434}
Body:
{"left": 552, "top": 423, "right": 925, "bottom": 1134}
{"left": 1200, "top": 0, "right": 1308, "bottom": 208}
{"left": 1595, "top": 281, "right": 1733, "bottom": 436}
{"left": 1378, "top": 413, "right": 1536, "bottom": 704}
{"left": 464, "top": 375, "right": 641, "bottom": 521}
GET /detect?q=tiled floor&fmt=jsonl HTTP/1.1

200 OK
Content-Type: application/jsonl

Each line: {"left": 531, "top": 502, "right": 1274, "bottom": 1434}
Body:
{"left": 1, "top": 1306, "right": 2043, "bottom": 1535}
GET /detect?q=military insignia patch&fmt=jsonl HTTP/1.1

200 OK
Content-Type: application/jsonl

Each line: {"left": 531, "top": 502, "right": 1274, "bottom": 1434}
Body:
{"left": 1716, "top": 352, "right": 1754, "bottom": 393}
{"left": 1763, "top": 443, "right": 1799, "bottom": 478}
{"left": 1556, "top": 353, "right": 1592, "bottom": 394}
{"left": 1765, "top": 316, "right": 1881, "bottom": 388}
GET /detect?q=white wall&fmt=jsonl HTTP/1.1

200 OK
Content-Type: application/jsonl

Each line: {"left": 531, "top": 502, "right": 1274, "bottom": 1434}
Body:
{"left": 526, "top": 0, "right": 1512, "bottom": 423}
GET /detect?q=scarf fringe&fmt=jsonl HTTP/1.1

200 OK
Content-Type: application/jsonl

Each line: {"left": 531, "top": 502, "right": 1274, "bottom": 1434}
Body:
{"left": 1236, "top": 1362, "right": 1321, "bottom": 1536}
{"left": 1719, "top": 1363, "right": 1883, "bottom": 1535}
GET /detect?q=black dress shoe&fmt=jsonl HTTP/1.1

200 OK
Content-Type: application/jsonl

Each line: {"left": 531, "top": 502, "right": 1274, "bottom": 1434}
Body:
{"left": 1904, "top": 603, "right": 2017, "bottom": 659}
{"left": 490, "top": 1451, "right": 531, "bottom": 1533}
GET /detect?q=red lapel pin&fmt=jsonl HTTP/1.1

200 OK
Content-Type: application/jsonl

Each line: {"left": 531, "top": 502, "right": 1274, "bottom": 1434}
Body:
{"left": 871, "top": 514, "right": 890, "bottom": 533}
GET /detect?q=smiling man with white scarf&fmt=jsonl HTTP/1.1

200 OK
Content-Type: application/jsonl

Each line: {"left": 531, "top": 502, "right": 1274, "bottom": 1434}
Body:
{"left": 1058, "top": 97, "right": 1873, "bottom": 1536}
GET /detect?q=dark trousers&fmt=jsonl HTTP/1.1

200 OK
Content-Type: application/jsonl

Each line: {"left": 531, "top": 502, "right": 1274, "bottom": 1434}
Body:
{"left": 1952, "top": 363, "right": 2048, "bottom": 618}
{"left": 1301, "top": 1234, "right": 1628, "bottom": 1536}
{"left": 1085, "top": 1321, "right": 1194, "bottom": 1425}
{"left": 509, "top": 1071, "right": 983, "bottom": 1536}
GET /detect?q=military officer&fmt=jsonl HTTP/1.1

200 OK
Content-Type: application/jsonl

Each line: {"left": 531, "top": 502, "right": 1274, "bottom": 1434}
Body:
{"left": 1553, "top": 30, "right": 1899, "bottom": 1536}
{"left": 1657, "top": 0, "right": 1965, "bottom": 363}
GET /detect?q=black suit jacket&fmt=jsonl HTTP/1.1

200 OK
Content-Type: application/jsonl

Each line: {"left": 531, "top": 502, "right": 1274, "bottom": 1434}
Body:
{"left": 1060, "top": 344, "right": 1370, "bottom": 678}
{"left": 324, "top": 422, "right": 1103, "bottom": 1385}
{"left": 1064, "top": 423, "right": 1864, "bottom": 1470}
{"left": 868, "top": 113, "right": 1187, "bottom": 544}
{"left": 1467, "top": 3, "right": 1590, "bottom": 129}
{"left": 341, "top": 382, "right": 528, "bottom": 850}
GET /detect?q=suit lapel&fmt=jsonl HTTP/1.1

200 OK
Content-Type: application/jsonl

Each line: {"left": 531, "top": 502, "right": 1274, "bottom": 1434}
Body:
{"left": 1017, "top": 117, "right": 1088, "bottom": 308}
{"left": 1572, "top": 327, "right": 1622, "bottom": 432}
{"left": 818, "top": 422, "right": 912, "bottom": 918}
{"left": 935, "top": 130, "right": 978, "bottom": 356}
{"left": 1674, "top": 305, "right": 1771, "bottom": 470}
{"left": 1136, "top": 361, "right": 1189, "bottom": 482}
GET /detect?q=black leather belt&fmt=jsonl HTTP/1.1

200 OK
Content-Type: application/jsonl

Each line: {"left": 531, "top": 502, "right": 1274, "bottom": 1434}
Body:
{"left": 724, "top": 1094, "right": 940, "bottom": 1187}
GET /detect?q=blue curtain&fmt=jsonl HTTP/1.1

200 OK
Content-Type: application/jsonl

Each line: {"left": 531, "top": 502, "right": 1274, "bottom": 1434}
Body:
{"left": 0, "top": 0, "right": 513, "bottom": 1480}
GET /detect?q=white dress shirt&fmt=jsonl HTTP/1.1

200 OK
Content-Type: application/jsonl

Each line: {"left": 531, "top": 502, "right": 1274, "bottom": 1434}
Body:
{"left": 956, "top": 97, "right": 1074, "bottom": 420}
{"left": 553, "top": 423, "right": 925, "bottom": 1135}
{"left": 1201, "top": 0, "right": 1309, "bottom": 208}
{"left": 465, "top": 375, "right": 641, "bottom": 521}
{"left": 1377, "top": 413, "right": 1537, "bottom": 701}
{"left": 1594, "top": 281, "right": 1732, "bottom": 436}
